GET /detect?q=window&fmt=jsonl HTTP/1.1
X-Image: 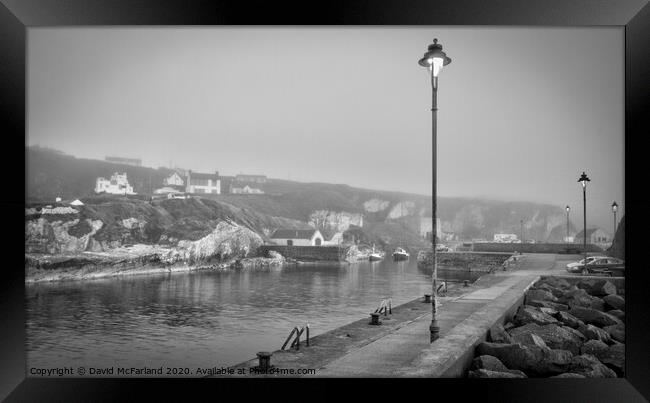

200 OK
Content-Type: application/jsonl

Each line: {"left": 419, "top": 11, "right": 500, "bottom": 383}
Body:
{"left": 287, "top": 240, "right": 293, "bottom": 246}
{"left": 315, "top": 238, "right": 321, "bottom": 246}
{"left": 195, "top": 188, "right": 205, "bottom": 193}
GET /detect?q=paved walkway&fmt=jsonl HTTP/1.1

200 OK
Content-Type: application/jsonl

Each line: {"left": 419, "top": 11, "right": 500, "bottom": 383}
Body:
{"left": 317, "top": 253, "right": 562, "bottom": 376}
{"left": 219, "top": 253, "right": 584, "bottom": 377}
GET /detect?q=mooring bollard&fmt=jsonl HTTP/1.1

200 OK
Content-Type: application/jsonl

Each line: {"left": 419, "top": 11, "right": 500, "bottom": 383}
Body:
{"left": 463, "top": 280, "right": 469, "bottom": 287}
{"left": 257, "top": 351, "right": 272, "bottom": 371}
{"left": 370, "top": 313, "right": 381, "bottom": 325}
{"left": 424, "top": 294, "right": 431, "bottom": 303}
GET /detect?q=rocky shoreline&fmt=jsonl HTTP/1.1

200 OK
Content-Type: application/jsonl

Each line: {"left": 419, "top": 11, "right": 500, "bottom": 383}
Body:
{"left": 468, "top": 276, "right": 625, "bottom": 378}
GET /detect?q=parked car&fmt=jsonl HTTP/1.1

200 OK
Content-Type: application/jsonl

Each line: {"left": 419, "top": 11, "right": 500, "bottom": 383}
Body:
{"left": 566, "top": 256, "right": 608, "bottom": 273}
{"left": 435, "top": 244, "right": 450, "bottom": 252}
{"left": 584, "top": 257, "right": 625, "bottom": 276}
{"left": 566, "top": 256, "right": 624, "bottom": 275}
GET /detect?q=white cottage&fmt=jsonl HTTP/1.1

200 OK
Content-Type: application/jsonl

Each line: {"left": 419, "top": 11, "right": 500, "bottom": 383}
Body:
{"left": 270, "top": 229, "right": 324, "bottom": 246}
{"left": 185, "top": 170, "right": 220, "bottom": 194}
{"left": 163, "top": 172, "right": 185, "bottom": 187}
{"left": 95, "top": 172, "right": 136, "bottom": 195}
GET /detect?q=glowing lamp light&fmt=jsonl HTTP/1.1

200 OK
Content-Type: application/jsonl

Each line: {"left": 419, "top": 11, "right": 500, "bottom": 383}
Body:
{"left": 419, "top": 39, "right": 452, "bottom": 78}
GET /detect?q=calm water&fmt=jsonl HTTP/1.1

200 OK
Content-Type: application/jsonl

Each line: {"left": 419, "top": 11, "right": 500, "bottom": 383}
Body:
{"left": 26, "top": 259, "right": 480, "bottom": 376}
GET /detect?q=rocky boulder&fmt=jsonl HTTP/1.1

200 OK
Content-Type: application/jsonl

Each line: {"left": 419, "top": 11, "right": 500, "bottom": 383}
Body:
{"left": 580, "top": 340, "right": 609, "bottom": 356}
{"left": 568, "top": 354, "right": 617, "bottom": 378}
{"left": 550, "top": 373, "right": 586, "bottom": 378}
{"left": 525, "top": 289, "right": 559, "bottom": 304}
{"left": 468, "top": 369, "right": 527, "bottom": 378}
{"left": 526, "top": 300, "right": 569, "bottom": 311}
{"left": 470, "top": 355, "right": 527, "bottom": 377}
{"left": 560, "top": 288, "right": 605, "bottom": 311}
{"left": 476, "top": 342, "right": 573, "bottom": 377}
{"left": 569, "top": 307, "right": 621, "bottom": 328}
{"left": 509, "top": 323, "right": 584, "bottom": 355}
{"left": 556, "top": 311, "right": 585, "bottom": 329}
{"left": 607, "top": 309, "right": 625, "bottom": 322}
{"left": 537, "top": 277, "right": 572, "bottom": 290}
{"left": 576, "top": 279, "right": 617, "bottom": 297}
{"left": 603, "top": 323, "right": 625, "bottom": 343}
{"left": 511, "top": 332, "right": 548, "bottom": 349}
{"left": 488, "top": 324, "right": 513, "bottom": 344}
{"left": 603, "top": 294, "right": 625, "bottom": 311}
{"left": 578, "top": 324, "right": 612, "bottom": 344}
{"left": 513, "top": 305, "right": 559, "bottom": 326}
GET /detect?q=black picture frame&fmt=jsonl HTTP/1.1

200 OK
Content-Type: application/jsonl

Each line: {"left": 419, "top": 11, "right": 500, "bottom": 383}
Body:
{"left": 2, "top": 0, "right": 649, "bottom": 401}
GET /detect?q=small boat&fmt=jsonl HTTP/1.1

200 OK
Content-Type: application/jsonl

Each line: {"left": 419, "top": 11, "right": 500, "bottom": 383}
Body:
{"left": 368, "top": 244, "right": 384, "bottom": 261}
{"left": 392, "top": 247, "right": 409, "bottom": 261}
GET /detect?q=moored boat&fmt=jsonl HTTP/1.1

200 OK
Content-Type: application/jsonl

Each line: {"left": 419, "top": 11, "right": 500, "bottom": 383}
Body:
{"left": 369, "top": 244, "right": 384, "bottom": 261}
{"left": 392, "top": 247, "right": 409, "bottom": 261}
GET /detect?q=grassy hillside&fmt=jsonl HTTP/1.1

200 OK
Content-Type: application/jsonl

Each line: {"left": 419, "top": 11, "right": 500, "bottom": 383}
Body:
{"left": 26, "top": 146, "right": 572, "bottom": 244}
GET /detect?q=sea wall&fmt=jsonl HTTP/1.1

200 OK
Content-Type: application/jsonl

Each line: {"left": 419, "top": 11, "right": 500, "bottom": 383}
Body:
{"left": 471, "top": 243, "right": 603, "bottom": 254}
{"left": 417, "top": 250, "right": 512, "bottom": 272}
{"left": 257, "top": 245, "right": 349, "bottom": 262}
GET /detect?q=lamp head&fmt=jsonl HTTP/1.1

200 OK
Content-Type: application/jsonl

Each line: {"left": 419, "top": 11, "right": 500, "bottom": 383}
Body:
{"left": 419, "top": 38, "right": 452, "bottom": 77}
{"left": 566, "top": 205, "right": 570, "bottom": 212}
{"left": 612, "top": 201, "right": 618, "bottom": 212}
{"left": 578, "top": 171, "right": 590, "bottom": 188}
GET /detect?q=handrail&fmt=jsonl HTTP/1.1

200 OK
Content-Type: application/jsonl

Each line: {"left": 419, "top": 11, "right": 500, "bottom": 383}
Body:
{"left": 281, "top": 324, "right": 310, "bottom": 351}
{"left": 374, "top": 298, "right": 392, "bottom": 316}
{"left": 436, "top": 281, "right": 447, "bottom": 295}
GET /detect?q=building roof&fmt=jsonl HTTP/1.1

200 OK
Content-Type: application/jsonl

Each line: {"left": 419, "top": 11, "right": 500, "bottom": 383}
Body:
{"left": 188, "top": 171, "right": 219, "bottom": 180}
{"left": 270, "top": 229, "right": 319, "bottom": 239}
{"left": 574, "top": 228, "right": 607, "bottom": 238}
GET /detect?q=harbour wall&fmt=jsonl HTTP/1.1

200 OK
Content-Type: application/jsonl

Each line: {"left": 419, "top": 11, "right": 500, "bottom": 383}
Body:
{"left": 469, "top": 243, "right": 604, "bottom": 254}
{"left": 418, "top": 251, "right": 513, "bottom": 272}
{"left": 257, "top": 245, "right": 348, "bottom": 262}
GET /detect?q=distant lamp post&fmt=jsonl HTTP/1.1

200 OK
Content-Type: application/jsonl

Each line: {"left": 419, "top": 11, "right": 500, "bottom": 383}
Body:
{"left": 565, "top": 205, "right": 570, "bottom": 248}
{"left": 520, "top": 219, "right": 524, "bottom": 244}
{"left": 419, "top": 38, "right": 451, "bottom": 343}
{"left": 611, "top": 201, "right": 618, "bottom": 239}
{"left": 578, "top": 172, "right": 591, "bottom": 271}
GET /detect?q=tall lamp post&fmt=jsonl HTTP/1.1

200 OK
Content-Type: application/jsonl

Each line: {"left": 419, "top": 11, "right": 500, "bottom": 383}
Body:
{"left": 419, "top": 38, "right": 451, "bottom": 343}
{"left": 611, "top": 201, "right": 618, "bottom": 239}
{"left": 520, "top": 219, "right": 524, "bottom": 244}
{"left": 565, "top": 205, "right": 570, "bottom": 249}
{"left": 578, "top": 172, "right": 591, "bottom": 271}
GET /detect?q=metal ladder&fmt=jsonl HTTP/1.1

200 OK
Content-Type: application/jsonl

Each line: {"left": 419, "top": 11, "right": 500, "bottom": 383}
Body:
{"left": 281, "top": 324, "right": 310, "bottom": 351}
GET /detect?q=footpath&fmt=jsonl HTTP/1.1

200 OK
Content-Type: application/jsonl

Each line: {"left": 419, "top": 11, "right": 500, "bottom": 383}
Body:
{"left": 219, "top": 253, "right": 581, "bottom": 377}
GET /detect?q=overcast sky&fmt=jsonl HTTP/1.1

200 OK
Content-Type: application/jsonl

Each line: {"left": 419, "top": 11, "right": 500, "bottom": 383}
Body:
{"left": 27, "top": 27, "right": 624, "bottom": 231}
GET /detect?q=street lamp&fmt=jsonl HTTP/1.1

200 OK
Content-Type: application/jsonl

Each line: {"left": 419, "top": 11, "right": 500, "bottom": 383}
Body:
{"left": 578, "top": 172, "right": 591, "bottom": 272}
{"left": 419, "top": 38, "right": 451, "bottom": 343}
{"left": 565, "top": 205, "right": 570, "bottom": 249}
{"left": 611, "top": 201, "right": 618, "bottom": 238}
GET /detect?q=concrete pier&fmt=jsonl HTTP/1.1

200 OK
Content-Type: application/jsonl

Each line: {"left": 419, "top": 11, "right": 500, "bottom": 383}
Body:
{"left": 217, "top": 253, "right": 591, "bottom": 377}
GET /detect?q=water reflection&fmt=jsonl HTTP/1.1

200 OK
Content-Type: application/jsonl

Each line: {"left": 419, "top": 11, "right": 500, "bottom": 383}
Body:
{"left": 26, "top": 259, "right": 478, "bottom": 374}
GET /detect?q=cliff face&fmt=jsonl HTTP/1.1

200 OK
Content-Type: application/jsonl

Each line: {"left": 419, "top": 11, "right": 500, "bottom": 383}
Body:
{"left": 25, "top": 198, "right": 268, "bottom": 263}
{"left": 607, "top": 215, "right": 625, "bottom": 260}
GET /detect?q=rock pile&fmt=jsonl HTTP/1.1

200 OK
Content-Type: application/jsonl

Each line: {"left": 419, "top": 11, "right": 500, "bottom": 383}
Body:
{"left": 468, "top": 277, "right": 624, "bottom": 378}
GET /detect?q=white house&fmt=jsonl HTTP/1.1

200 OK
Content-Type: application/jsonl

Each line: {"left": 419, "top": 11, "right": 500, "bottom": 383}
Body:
{"left": 185, "top": 170, "right": 220, "bottom": 194}
{"left": 231, "top": 185, "right": 264, "bottom": 194}
{"left": 494, "top": 233, "right": 519, "bottom": 243}
{"left": 95, "top": 172, "right": 136, "bottom": 195}
{"left": 154, "top": 186, "right": 181, "bottom": 194}
{"left": 163, "top": 172, "right": 184, "bottom": 187}
{"left": 270, "top": 229, "right": 325, "bottom": 246}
